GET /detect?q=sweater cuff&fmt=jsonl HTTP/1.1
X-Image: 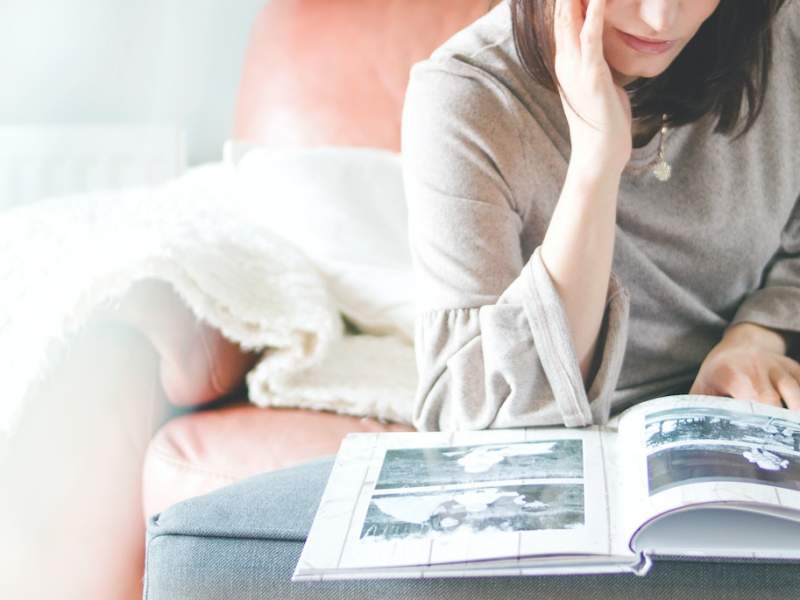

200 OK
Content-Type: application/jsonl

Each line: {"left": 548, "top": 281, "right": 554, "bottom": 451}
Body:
{"left": 728, "top": 285, "right": 800, "bottom": 344}
{"left": 585, "top": 271, "right": 631, "bottom": 424}
{"left": 523, "top": 246, "right": 630, "bottom": 427}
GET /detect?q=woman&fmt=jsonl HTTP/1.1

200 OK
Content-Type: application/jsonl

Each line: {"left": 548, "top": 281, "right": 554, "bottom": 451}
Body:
{"left": 403, "top": 0, "right": 800, "bottom": 432}
{"left": 144, "top": 1, "right": 800, "bottom": 596}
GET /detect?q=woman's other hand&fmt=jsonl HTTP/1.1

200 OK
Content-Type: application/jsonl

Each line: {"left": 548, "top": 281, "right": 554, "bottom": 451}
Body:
{"left": 689, "top": 322, "right": 800, "bottom": 410}
{"left": 554, "top": 0, "right": 633, "bottom": 177}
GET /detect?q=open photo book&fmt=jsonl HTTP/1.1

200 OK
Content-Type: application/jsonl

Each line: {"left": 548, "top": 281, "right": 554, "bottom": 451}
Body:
{"left": 293, "top": 395, "right": 800, "bottom": 581}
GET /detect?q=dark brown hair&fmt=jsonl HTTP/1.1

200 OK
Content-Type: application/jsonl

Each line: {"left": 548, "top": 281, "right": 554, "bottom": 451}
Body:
{"left": 508, "top": 0, "right": 792, "bottom": 140}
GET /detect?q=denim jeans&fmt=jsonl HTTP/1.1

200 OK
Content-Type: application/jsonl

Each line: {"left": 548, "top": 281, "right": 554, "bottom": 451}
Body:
{"left": 144, "top": 455, "right": 800, "bottom": 599}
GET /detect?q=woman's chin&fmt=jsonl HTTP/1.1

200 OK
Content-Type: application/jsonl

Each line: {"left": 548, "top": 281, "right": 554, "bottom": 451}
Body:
{"left": 610, "top": 61, "right": 669, "bottom": 86}
{"left": 609, "top": 52, "right": 676, "bottom": 82}
{"left": 610, "top": 68, "right": 638, "bottom": 87}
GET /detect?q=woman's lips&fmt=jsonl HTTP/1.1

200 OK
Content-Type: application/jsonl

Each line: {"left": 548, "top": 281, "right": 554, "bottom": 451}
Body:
{"left": 617, "top": 29, "right": 676, "bottom": 54}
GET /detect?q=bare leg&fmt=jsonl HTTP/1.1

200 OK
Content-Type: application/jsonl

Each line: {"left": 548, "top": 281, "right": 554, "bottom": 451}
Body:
{"left": 0, "top": 320, "right": 168, "bottom": 600}
{"left": 106, "top": 279, "right": 260, "bottom": 407}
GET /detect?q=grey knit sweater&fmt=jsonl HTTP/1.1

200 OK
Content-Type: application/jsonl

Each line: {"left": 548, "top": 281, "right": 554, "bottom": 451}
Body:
{"left": 401, "top": 0, "right": 800, "bottom": 432}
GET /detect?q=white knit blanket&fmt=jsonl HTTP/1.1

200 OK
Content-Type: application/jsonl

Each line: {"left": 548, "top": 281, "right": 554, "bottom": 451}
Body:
{"left": 0, "top": 161, "right": 417, "bottom": 437}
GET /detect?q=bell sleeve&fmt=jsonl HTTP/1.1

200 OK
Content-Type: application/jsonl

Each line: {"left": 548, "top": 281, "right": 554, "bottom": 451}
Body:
{"left": 401, "top": 56, "right": 631, "bottom": 432}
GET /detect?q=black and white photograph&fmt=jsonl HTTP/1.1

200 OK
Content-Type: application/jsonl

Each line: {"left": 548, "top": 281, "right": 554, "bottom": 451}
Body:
{"left": 644, "top": 407, "right": 800, "bottom": 455}
{"left": 647, "top": 442, "right": 800, "bottom": 496}
{"left": 359, "top": 483, "right": 585, "bottom": 541}
{"left": 373, "top": 440, "right": 584, "bottom": 491}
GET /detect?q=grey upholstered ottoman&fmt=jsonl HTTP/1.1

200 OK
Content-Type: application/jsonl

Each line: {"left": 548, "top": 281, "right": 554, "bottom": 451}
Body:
{"left": 143, "top": 456, "right": 800, "bottom": 599}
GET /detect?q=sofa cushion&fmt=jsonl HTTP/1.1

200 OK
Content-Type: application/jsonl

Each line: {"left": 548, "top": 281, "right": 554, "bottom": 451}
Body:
{"left": 142, "top": 402, "right": 414, "bottom": 518}
{"left": 144, "top": 454, "right": 800, "bottom": 600}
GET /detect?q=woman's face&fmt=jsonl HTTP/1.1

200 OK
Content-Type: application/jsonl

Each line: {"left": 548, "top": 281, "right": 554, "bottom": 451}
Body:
{"left": 582, "top": 0, "right": 721, "bottom": 86}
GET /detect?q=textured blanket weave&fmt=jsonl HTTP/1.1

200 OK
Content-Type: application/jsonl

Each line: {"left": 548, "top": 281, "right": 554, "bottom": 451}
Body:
{"left": 0, "top": 164, "right": 416, "bottom": 437}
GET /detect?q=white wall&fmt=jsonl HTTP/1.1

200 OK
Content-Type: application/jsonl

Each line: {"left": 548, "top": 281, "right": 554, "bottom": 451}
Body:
{"left": 0, "top": 0, "right": 267, "bottom": 165}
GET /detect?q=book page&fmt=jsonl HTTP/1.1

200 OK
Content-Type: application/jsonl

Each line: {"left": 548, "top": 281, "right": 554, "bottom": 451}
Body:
{"left": 294, "top": 426, "right": 628, "bottom": 580}
{"left": 630, "top": 506, "right": 800, "bottom": 560}
{"left": 601, "top": 416, "right": 644, "bottom": 558}
{"left": 616, "top": 394, "right": 800, "bottom": 547}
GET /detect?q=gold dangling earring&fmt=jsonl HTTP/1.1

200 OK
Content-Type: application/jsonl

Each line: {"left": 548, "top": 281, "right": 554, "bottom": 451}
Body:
{"left": 652, "top": 113, "right": 672, "bottom": 182}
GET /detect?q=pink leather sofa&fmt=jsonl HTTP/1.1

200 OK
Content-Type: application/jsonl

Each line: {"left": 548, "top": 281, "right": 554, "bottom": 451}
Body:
{"left": 142, "top": 0, "right": 498, "bottom": 515}
{"left": 142, "top": 0, "right": 497, "bottom": 516}
{"left": 138, "top": 0, "right": 496, "bottom": 595}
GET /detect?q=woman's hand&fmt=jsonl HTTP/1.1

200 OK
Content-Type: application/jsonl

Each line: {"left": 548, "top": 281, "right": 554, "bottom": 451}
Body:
{"left": 554, "top": 0, "right": 633, "bottom": 176}
{"left": 689, "top": 323, "right": 800, "bottom": 410}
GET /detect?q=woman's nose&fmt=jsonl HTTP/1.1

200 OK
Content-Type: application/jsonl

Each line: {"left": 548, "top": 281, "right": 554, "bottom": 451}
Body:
{"left": 638, "top": 0, "right": 678, "bottom": 35}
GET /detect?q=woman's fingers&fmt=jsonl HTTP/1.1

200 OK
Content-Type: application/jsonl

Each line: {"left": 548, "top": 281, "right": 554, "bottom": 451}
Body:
{"left": 724, "top": 363, "right": 781, "bottom": 407}
{"left": 780, "top": 353, "right": 800, "bottom": 382}
{"left": 552, "top": 0, "right": 632, "bottom": 171}
{"left": 751, "top": 369, "right": 784, "bottom": 407}
{"left": 771, "top": 366, "right": 800, "bottom": 410}
{"left": 581, "top": 0, "right": 607, "bottom": 63}
{"left": 555, "top": 0, "right": 605, "bottom": 60}
{"left": 554, "top": 0, "right": 581, "bottom": 59}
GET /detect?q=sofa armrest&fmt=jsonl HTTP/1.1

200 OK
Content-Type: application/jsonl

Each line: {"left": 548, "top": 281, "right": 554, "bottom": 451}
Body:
{"left": 102, "top": 279, "right": 260, "bottom": 408}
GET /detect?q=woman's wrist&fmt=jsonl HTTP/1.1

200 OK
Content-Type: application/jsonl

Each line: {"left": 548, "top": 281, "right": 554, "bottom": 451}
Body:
{"left": 565, "top": 156, "right": 623, "bottom": 202}
{"left": 568, "top": 151, "right": 627, "bottom": 183}
{"left": 720, "top": 322, "right": 789, "bottom": 356}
